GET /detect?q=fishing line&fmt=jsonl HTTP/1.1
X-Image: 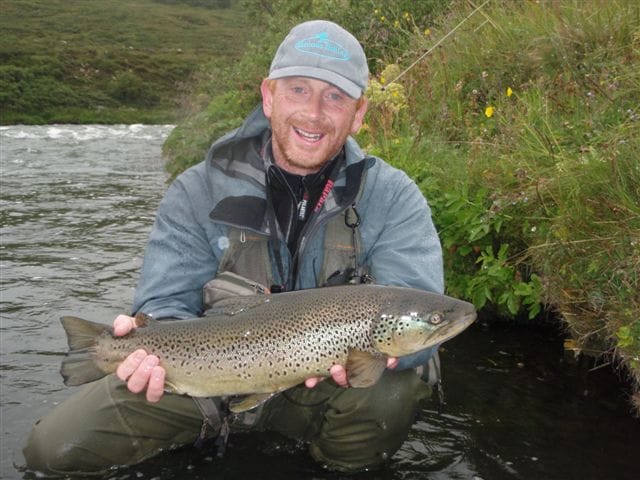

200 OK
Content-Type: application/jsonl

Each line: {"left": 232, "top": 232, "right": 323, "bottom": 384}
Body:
{"left": 381, "top": 0, "right": 491, "bottom": 89}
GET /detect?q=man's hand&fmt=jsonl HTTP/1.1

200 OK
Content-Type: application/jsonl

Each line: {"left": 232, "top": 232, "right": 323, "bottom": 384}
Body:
{"left": 113, "top": 314, "right": 166, "bottom": 403}
{"left": 304, "top": 357, "right": 399, "bottom": 389}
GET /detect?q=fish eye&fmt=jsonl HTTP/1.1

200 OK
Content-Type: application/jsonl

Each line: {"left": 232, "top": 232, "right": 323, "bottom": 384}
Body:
{"left": 428, "top": 312, "right": 443, "bottom": 325}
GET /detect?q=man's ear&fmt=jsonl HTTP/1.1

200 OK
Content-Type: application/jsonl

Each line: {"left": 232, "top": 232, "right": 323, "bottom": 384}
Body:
{"left": 261, "top": 79, "right": 274, "bottom": 119}
{"left": 350, "top": 96, "right": 368, "bottom": 134}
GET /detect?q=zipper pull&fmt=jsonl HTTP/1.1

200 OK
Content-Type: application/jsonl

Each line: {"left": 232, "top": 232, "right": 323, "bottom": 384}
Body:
{"left": 297, "top": 191, "right": 309, "bottom": 221}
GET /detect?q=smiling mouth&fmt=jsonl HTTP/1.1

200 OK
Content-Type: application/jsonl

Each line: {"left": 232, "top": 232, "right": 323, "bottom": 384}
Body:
{"left": 294, "top": 127, "right": 323, "bottom": 142}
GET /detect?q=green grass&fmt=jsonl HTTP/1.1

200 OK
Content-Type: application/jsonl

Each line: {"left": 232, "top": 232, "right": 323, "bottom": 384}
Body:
{"left": 4, "top": 0, "right": 639, "bottom": 413}
{"left": 164, "top": 0, "right": 640, "bottom": 412}
{"left": 368, "top": 0, "right": 640, "bottom": 411}
{"left": 0, "top": 0, "right": 250, "bottom": 124}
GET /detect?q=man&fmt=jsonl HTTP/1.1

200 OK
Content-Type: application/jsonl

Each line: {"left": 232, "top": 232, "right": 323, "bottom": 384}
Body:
{"left": 24, "top": 20, "right": 444, "bottom": 475}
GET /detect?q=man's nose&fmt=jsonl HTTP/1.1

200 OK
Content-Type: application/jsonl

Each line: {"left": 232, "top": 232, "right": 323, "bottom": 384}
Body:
{"left": 304, "top": 92, "right": 323, "bottom": 118}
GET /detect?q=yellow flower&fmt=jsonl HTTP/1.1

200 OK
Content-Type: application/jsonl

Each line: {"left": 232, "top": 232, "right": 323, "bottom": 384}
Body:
{"left": 380, "top": 15, "right": 386, "bottom": 22}
{"left": 485, "top": 106, "right": 494, "bottom": 118}
{"left": 380, "top": 76, "right": 386, "bottom": 85}
{"left": 404, "top": 12, "right": 410, "bottom": 19}
{"left": 507, "top": 87, "right": 513, "bottom": 97}
{"left": 424, "top": 28, "right": 431, "bottom": 36}
{"left": 374, "top": 9, "right": 379, "bottom": 14}
{"left": 394, "top": 20, "right": 400, "bottom": 28}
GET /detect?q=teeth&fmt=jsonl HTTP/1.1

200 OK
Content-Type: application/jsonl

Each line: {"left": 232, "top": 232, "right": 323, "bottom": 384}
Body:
{"left": 295, "top": 128, "right": 322, "bottom": 141}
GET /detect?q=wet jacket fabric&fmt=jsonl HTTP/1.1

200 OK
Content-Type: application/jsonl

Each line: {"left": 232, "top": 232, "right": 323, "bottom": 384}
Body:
{"left": 131, "top": 105, "right": 444, "bottom": 368}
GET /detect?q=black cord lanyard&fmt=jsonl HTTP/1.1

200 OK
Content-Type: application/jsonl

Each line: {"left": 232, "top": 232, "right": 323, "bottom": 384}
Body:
{"left": 265, "top": 155, "right": 343, "bottom": 292}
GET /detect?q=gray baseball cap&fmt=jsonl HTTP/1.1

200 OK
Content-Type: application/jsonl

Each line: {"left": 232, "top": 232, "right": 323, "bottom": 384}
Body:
{"left": 268, "top": 20, "right": 369, "bottom": 99}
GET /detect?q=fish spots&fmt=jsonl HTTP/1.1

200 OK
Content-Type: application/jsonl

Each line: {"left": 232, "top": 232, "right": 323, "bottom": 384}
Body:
{"left": 372, "top": 314, "right": 399, "bottom": 348}
{"left": 91, "top": 284, "right": 472, "bottom": 397}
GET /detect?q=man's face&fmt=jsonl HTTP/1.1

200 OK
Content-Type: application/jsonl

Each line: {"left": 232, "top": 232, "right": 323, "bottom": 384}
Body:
{"left": 261, "top": 77, "right": 368, "bottom": 175}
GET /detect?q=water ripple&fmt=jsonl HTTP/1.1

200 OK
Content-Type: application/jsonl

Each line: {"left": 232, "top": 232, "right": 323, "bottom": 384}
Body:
{"left": 1, "top": 125, "right": 172, "bottom": 477}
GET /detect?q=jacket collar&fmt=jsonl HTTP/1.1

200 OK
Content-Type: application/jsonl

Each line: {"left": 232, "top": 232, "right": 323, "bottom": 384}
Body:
{"left": 208, "top": 105, "right": 372, "bottom": 232}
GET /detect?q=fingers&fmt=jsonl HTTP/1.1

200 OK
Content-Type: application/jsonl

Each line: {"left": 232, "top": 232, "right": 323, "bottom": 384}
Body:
{"left": 116, "top": 349, "right": 166, "bottom": 402}
{"left": 305, "top": 366, "right": 347, "bottom": 389}
{"left": 126, "top": 355, "right": 160, "bottom": 394}
{"left": 305, "top": 365, "right": 347, "bottom": 389}
{"left": 306, "top": 357, "right": 399, "bottom": 390}
{"left": 330, "top": 364, "right": 348, "bottom": 387}
{"left": 146, "top": 366, "right": 166, "bottom": 403}
{"left": 116, "top": 349, "right": 148, "bottom": 381}
{"left": 305, "top": 377, "right": 321, "bottom": 388}
{"left": 113, "top": 315, "right": 165, "bottom": 402}
{"left": 113, "top": 314, "right": 136, "bottom": 337}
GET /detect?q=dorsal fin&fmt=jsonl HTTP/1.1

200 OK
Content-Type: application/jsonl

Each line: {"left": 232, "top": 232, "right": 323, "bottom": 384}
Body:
{"left": 204, "top": 295, "right": 271, "bottom": 317}
{"left": 134, "top": 312, "right": 155, "bottom": 328}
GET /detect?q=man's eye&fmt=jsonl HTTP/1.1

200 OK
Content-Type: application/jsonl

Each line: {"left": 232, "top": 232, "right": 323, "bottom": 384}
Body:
{"left": 326, "top": 92, "right": 344, "bottom": 102}
{"left": 291, "top": 86, "right": 306, "bottom": 94}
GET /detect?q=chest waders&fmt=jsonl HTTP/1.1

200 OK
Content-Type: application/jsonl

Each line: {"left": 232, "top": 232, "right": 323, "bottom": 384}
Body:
{"left": 195, "top": 189, "right": 369, "bottom": 452}
{"left": 194, "top": 163, "right": 440, "bottom": 467}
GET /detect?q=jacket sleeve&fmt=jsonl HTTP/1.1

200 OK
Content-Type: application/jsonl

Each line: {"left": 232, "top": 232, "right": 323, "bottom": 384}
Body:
{"left": 363, "top": 165, "right": 445, "bottom": 370}
{"left": 365, "top": 168, "right": 444, "bottom": 295}
{"left": 131, "top": 168, "right": 218, "bottom": 319}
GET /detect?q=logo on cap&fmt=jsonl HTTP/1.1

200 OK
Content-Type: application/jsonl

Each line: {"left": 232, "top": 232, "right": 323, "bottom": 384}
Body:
{"left": 295, "top": 32, "right": 350, "bottom": 61}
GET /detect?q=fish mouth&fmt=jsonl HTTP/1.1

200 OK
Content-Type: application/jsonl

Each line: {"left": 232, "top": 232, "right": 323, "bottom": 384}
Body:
{"left": 460, "top": 311, "right": 478, "bottom": 327}
{"left": 453, "top": 311, "right": 477, "bottom": 333}
{"left": 423, "top": 311, "right": 477, "bottom": 347}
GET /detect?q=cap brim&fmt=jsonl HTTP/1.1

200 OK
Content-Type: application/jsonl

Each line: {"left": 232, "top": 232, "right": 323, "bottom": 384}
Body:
{"left": 268, "top": 66, "right": 363, "bottom": 99}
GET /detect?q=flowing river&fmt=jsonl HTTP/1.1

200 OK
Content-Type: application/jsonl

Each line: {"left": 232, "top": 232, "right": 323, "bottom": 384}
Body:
{"left": 1, "top": 125, "right": 638, "bottom": 479}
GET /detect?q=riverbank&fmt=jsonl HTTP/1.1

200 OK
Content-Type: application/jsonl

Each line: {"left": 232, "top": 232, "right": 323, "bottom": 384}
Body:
{"left": 163, "top": 0, "right": 640, "bottom": 412}
{"left": 0, "top": 0, "right": 250, "bottom": 124}
{"left": 3, "top": 0, "right": 638, "bottom": 413}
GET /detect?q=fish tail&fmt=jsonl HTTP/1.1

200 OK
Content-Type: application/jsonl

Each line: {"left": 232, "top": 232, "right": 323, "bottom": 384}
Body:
{"left": 59, "top": 316, "right": 109, "bottom": 386}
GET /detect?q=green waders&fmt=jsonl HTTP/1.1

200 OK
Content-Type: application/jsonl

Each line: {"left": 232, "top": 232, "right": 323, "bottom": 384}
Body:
{"left": 23, "top": 375, "right": 205, "bottom": 476}
{"left": 24, "top": 195, "right": 435, "bottom": 474}
{"left": 24, "top": 369, "right": 430, "bottom": 475}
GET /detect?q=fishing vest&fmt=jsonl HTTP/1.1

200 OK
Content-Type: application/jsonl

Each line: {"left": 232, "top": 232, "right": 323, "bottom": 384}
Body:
{"left": 203, "top": 193, "right": 370, "bottom": 310}
{"left": 196, "top": 171, "right": 442, "bottom": 440}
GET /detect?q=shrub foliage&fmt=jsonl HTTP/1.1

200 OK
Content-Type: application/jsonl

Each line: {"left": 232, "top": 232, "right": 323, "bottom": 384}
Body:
{"left": 165, "top": 0, "right": 640, "bottom": 412}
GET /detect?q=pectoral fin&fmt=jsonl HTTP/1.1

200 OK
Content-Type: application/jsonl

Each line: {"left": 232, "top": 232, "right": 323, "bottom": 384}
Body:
{"left": 229, "top": 393, "right": 275, "bottom": 413}
{"left": 346, "top": 350, "right": 387, "bottom": 388}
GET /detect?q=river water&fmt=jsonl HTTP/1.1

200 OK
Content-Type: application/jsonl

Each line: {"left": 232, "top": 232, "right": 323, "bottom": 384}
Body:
{"left": 1, "top": 125, "right": 639, "bottom": 479}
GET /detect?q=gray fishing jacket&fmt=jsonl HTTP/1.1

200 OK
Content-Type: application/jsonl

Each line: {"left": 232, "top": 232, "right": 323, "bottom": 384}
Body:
{"left": 132, "top": 106, "right": 444, "bottom": 369}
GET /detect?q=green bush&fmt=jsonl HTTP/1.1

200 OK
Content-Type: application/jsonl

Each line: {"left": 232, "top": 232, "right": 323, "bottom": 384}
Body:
{"left": 108, "top": 71, "right": 160, "bottom": 106}
{"left": 380, "top": 0, "right": 639, "bottom": 407}
{"left": 0, "top": 0, "right": 250, "bottom": 124}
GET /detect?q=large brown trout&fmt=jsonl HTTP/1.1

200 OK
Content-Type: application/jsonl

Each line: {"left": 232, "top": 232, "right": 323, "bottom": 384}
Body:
{"left": 60, "top": 285, "right": 475, "bottom": 410}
